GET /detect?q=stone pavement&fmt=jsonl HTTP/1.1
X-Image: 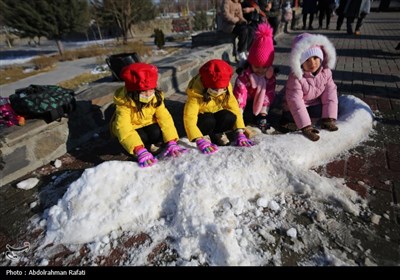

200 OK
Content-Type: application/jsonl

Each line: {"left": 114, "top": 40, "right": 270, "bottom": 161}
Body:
{"left": 0, "top": 11, "right": 399, "bottom": 266}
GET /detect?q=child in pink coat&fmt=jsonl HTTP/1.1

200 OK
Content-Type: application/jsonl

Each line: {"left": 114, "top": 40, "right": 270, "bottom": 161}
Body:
{"left": 233, "top": 23, "right": 276, "bottom": 133}
{"left": 282, "top": 33, "right": 339, "bottom": 141}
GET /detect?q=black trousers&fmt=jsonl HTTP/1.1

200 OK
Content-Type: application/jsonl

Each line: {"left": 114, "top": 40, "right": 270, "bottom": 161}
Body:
{"left": 346, "top": 13, "right": 367, "bottom": 34}
{"left": 318, "top": 5, "right": 332, "bottom": 28}
{"left": 232, "top": 22, "right": 250, "bottom": 53}
{"left": 136, "top": 123, "right": 163, "bottom": 148}
{"left": 196, "top": 110, "right": 236, "bottom": 137}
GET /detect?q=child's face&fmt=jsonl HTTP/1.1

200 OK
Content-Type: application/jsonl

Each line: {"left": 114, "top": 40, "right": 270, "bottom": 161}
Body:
{"left": 139, "top": 89, "right": 155, "bottom": 96}
{"left": 207, "top": 88, "right": 227, "bottom": 97}
{"left": 251, "top": 64, "right": 269, "bottom": 76}
{"left": 139, "top": 89, "right": 155, "bottom": 103}
{"left": 302, "top": 56, "right": 321, "bottom": 73}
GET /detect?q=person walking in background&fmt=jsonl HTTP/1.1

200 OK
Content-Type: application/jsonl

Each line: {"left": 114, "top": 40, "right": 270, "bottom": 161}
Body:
{"left": 234, "top": 23, "right": 276, "bottom": 133}
{"left": 241, "top": 0, "right": 267, "bottom": 51}
{"left": 111, "top": 63, "right": 187, "bottom": 168}
{"left": 262, "top": 0, "right": 282, "bottom": 45}
{"left": 183, "top": 59, "right": 254, "bottom": 154}
{"left": 336, "top": 0, "right": 349, "bottom": 31}
{"left": 318, "top": 0, "right": 336, "bottom": 29}
{"left": 220, "top": 0, "right": 250, "bottom": 63}
{"left": 344, "top": 0, "right": 371, "bottom": 35}
{"left": 282, "top": 33, "right": 339, "bottom": 142}
{"left": 301, "top": 0, "right": 318, "bottom": 30}
{"left": 281, "top": 1, "right": 293, "bottom": 33}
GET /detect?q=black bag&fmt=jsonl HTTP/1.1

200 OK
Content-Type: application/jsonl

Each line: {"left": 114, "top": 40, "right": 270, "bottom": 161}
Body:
{"left": 9, "top": 84, "right": 76, "bottom": 122}
{"left": 105, "top": 52, "right": 141, "bottom": 81}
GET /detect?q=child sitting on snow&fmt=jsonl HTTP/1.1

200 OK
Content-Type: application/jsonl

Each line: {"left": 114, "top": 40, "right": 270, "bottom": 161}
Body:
{"left": 183, "top": 59, "right": 254, "bottom": 154}
{"left": 282, "top": 33, "right": 339, "bottom": 142}
{"left": 233, "top": 23, "right": 276, "bottom": 133}
{"left": 111, "top": 62, "right": 187, "bottom": 167}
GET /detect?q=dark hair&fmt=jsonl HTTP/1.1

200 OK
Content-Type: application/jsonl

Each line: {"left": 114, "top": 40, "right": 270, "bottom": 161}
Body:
{"left": 128, "top": 88, "right": 163, "bottom": 117}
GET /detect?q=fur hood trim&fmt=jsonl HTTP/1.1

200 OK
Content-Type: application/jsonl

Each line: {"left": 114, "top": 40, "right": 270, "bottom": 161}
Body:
{"left": 290, "top": 33, "right": 336, "bottom": 79}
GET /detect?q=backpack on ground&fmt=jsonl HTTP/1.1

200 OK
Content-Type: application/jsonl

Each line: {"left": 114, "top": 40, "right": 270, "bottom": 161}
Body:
{"left": 0, "top": 97, "right": 25, "bottom": 129}
{"left": 9, "top": 84, "right": 76, "bottom": 122}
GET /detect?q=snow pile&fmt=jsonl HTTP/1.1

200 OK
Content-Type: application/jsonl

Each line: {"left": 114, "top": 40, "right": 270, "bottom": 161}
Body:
{"left": 40, "top": 95, "right": 373, "bottom": 266}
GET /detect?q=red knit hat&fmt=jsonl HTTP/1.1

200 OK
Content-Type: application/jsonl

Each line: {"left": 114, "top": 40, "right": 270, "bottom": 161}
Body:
{"left": 199, "top": 59, "right": 233, "bottom": 89}
{"left": 247, "top": 23, "right": 275, "bottom": 68}
{"left": 120, "top": 63, "right": 158, "bottom": 91}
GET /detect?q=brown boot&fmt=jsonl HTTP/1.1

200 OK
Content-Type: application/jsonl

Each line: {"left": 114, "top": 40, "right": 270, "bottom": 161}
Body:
{"left": 321, "top": 118, "right": 338, "bottom": 131}
{"left": 302, "top": 126, "right": 320, "bottom": 141}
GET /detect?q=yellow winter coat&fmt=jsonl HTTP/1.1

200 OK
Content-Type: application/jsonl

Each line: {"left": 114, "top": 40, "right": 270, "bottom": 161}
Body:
{"left": 184, "top": 74, "right": 245, "bottom": 141}
{"left": 111, "top": 87, "right": 179, "bottom": 154}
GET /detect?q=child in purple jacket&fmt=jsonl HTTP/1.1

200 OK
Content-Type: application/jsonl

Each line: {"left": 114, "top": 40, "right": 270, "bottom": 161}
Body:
{"left": 282, "top": 33, "right": 339, "bottom": 141}
{"left": 233, "top": 23, "right": 276, "bottom": 133}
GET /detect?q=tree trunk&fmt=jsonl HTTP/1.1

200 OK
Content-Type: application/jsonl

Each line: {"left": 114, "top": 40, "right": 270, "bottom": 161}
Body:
{"left": 55, "top": 39, "right": 64, "bottom": 56}
{"left": 96, "top": 22, "right": 103, "bottom": 41}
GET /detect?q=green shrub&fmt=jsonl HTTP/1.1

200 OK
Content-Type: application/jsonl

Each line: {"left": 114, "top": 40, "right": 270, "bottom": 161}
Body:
{"left": 154, "top": 28, "right": 165, "bottom": 49}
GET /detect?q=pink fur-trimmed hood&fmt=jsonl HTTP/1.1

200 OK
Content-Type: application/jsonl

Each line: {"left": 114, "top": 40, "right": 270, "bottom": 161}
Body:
{"left": 290, "top": 33, "right": 337, "bottom": 80}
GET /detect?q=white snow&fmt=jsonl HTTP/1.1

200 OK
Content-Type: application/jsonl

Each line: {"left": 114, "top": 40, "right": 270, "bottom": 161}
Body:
{"left": 37, "top": 95, "right": 373, "bottom": 266}
{"left": 16, "top": 178, "right": 40, "bottom": 190}
{"left": 0, "top": 93, "right": 362, "bottom": 266}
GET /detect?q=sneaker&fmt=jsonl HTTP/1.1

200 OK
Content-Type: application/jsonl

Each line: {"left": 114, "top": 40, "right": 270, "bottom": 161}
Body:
{"left": 213, "top": 132, "right": 230, "bottom": 146}
{"left": 238, "top": 52, "right": 247, "bottom": 61}
{"left": 355, "top": 30, "right": 361, "bottom": 36}
{"left": 257, "top": 116, "right": 270, "bottom": 134}
{"left": 149, "top": 142, "right": 163, "bottom": 154}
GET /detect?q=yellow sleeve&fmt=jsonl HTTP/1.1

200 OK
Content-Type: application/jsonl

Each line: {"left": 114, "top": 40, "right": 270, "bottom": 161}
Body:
{"left": 155, "top": 100, "right": 179, "bottom": 142}
{"left": 183, "top": 95, "right": 203, "bottom": 141}
{"left": 112, "top": 103, "right": 143, "bottom": 155}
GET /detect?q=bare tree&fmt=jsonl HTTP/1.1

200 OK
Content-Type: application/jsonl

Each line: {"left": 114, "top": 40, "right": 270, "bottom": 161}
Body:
{"left": 0, "top": 0, "right": 89, "bottom": 55}
{"left": 99, "top": 0, "right": 156, "bottom": 44}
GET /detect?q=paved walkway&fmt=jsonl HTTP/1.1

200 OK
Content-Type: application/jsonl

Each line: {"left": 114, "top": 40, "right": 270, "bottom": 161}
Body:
{"left": 0, "top": 11, "right": 399, "bottom": 266}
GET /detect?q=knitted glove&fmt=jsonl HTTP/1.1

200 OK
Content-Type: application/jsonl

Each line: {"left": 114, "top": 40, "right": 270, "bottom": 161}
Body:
{"left": 236, "top": 132, "right": 254, "bottom": 147}
{"left": 196, "top": 138, "right": 218, "bottom": 154}
{"left": 163, "top": 140, "right": 187, "bottom": 157}
{"left": 136, "top": 147, "right": 158, "bottom": 167}
{"left": 302, "top": 126, "right": 320, "bottom": 142}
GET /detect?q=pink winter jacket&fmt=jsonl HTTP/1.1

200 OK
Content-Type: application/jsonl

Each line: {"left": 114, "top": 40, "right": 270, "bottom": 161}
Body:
{"left": 285, "top": 67, "right": 338, "bottom": 129}
{"left": 234, "top": 67, "right": 276, "bottom": 115}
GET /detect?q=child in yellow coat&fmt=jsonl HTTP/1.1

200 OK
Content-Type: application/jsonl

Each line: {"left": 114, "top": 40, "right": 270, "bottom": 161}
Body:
{"left": 184, "top": 59, "right": 254, "bottom": 155}
{"left": 111, "top": 63, "right": 186, "bottom": 167}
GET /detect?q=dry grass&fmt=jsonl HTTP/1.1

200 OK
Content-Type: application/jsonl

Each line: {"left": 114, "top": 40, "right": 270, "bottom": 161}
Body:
{"left": 0, "top": 66, "right": 52, "bottom": 85}
{"left": 58, "top": 72, "right": 111, "bottom": 90}
{"left": 0, "top": 40, "right": 152, "bottom": 86}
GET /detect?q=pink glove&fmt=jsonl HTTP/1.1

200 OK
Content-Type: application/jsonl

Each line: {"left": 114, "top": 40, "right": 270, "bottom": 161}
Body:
{"left": 236, "top": 132, "right": 254, "bottom": 147}
{"left": 136, "top": 147, "right": 158, "bottom": 168}
{"left": 196, "top": 138, "right": 218, "bottom": 154}
{"left": 163, "top": 140, "right": 187, "bottom": 157}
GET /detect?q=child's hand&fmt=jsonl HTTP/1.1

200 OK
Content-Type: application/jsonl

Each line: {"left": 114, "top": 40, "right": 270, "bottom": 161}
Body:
{"left": 136, "top": 148, "right": 158, "bottom": 167}
{"left": 163, "top": 140, "right": 188, "bottom": 157}
{"left": 302, "top": 126, "right": 320, "bottom": 142}
{"left": 196, "top": 138, "right": 218, "bottom": 154}
{"left": 236, "top": 132, "right": 254, "bottom": 147}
